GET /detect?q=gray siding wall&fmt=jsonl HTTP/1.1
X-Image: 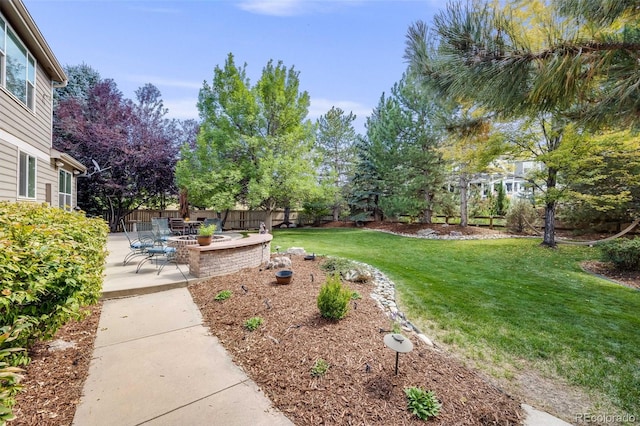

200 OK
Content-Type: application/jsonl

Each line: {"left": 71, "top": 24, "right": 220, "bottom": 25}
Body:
{"left": 0, "top": 62, "right": 58, "bottom": 204}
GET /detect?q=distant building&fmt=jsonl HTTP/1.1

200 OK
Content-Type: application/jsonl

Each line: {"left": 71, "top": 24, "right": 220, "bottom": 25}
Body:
{"left": 0, "top": 0, "right": 85, "bottom": 209}
{"left": 471, "top": 159, "right": 543, "bottom": 200}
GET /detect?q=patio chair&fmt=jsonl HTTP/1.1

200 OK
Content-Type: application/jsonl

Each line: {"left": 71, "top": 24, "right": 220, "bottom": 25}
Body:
{"left": 203, "top": 218, "right": 223, "bottom": 234}
{"left": 121, "top": 219, "right": 155, "bottom": 266}
{"left": 136, "top": 221, "right": 157, "bottom": 244}
{"left": 135, "top": 242, "right": 187, "bottom": 281}
{"left": 151, "top": 217, "right": 172, "bottom": 242}
{"left": 169, "top": 217, "right": 187, "bottom": 235}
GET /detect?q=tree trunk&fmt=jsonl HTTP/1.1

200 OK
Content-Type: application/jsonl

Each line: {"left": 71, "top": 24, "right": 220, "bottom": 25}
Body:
{"left": 422, "top": 192, "right": 433, "bottom": 224}
{"left": 284, "top": 206, "right": 291, "bottom": 225}
{"left": 373, "top": 194, "right": 382, "bottom": 221}
{"left": 459, "top": 173, "right": 469, "bottom": 227}
{"left": 264, "top": 207, "right": 273, "bottom": 232}
{"left": 333, "top": 206, "right": 339, "bottom": 222}
{"left": 541, "top": 167, "right": 558, "bottom": 248}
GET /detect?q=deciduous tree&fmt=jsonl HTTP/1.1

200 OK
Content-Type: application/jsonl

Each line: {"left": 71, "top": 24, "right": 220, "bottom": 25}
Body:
{"left": 183, "top": 53, "right": 317, "bottom": 230}
{"left": 54, "top": 79, "right": 180, "bottom": 230}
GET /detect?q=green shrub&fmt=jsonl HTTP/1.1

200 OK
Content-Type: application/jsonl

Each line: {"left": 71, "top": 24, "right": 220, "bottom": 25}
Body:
{"left": 505, "top": 199, "right": 539, "bottom": 233}
{"left": 600, "top": 238, "right": 640, "bottom": 270}
{"left": 0, "top": 202, "right": 108, "bottom": 420}
{"left": 310, "top": 358, "right": 329, "bottom": 377}
{"left": 244, "top": 316, "right": 264, "bottom": 331}
{"left": 214, "top": 290, "right": 232, "bottom": 301}
{"left": 404, "top": 387, "right": 441, "bottom": 421}
{"left": 320, "top": 257, "right": 355, "bottom": 275}
{"left": 317, "top": 274, "right": 352, "bottom": 320}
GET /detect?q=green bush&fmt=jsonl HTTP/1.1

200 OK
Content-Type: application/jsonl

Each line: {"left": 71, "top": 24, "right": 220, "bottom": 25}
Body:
{"left": 505, "top": 199, "right": 539, "bottom": 233}
{"left": 600, "top": 238, "right": 640, "bottom": 270}
{"left": 310, "top": 358, "right": 329, "bottom": 377}
{"left": 214, "top": 290, "right": 232, "bottom": 301}
{"left": 320, "top": 257, "right": 355, "bottom": 276}
{"left": 404, "top": 387, "right": 441, "bottom": 420}
{"left": 244, "top": 316, "right": 264, "bottom": 331}
{"left": 0, "top": 202, "right": 108, "bottom": 420}
{"left": 317, "top": 274, "right": 352, "bottom": 320}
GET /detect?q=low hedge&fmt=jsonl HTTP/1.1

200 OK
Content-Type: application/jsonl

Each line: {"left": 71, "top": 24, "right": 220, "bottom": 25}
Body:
{"left": 600, "top": 237, "right": 640, "bottom": 271}
{"left": 0, "top": 202, "right": 108, "bottom": 423}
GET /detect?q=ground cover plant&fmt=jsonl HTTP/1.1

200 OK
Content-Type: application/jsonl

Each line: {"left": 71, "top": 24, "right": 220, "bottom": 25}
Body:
{"left": 273, "top": 227, "right": 640, "bottom": 418}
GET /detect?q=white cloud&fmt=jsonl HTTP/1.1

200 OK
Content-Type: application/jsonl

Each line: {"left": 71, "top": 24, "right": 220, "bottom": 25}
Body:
{"left": 237, "top": 0, "right": 363, "bottom": 17}
{"left": 238, "top": 0, "right": 306, "bottom": 16}
{"left": 164, "top": 98, "right": 199, "bottom": 121}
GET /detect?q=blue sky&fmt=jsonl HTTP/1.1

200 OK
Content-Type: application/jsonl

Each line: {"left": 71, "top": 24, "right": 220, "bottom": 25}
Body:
{"left": 25, "top": 0, "right": 442, "bottom": 133}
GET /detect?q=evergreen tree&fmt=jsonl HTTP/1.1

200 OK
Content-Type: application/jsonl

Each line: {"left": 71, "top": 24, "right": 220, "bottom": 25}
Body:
{"left": 315, "top": 107, "right": 357, "bottom": 221}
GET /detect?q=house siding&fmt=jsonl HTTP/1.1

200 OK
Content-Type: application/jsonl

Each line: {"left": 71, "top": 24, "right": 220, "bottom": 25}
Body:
{"left": 0, "top": 63, "right": 57, "bottom": 204}
{"left": 0, "top": 1, "right": 79, "bottom": 207}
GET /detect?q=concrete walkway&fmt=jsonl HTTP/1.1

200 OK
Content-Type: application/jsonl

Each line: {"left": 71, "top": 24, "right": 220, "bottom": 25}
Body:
{"left": 72, "top": 233, "right": 571, "bottom": 426}
{"left": 72, "top": 234, "right": 293, "bottom": 426}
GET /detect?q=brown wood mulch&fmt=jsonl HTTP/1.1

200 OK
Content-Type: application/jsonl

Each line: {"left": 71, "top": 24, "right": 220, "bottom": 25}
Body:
{"left": 11, "top": 303, "right": 102, "bottom": 426}
{"left": 189, "top": 256, "right": 523, "bottom": 425}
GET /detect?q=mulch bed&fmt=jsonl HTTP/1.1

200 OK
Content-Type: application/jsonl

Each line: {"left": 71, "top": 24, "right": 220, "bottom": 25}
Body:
{"left": 189, "top": 255, "right": 523, "bottom": 425}
{"left": 11, "top": 304, "right": 102, "bottom": 426}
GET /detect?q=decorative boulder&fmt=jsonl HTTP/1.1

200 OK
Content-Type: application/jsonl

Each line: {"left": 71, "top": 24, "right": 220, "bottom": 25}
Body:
{"left": 265, "top": 256, "right": 292, "bottom": 269}
{"left": 417, "top": 229, "right": 437, "bottom": 237}
{"left": 286, "top": 247, "right": 306, "bottom": 255}
{"left": 344, "top": 267, "right": 373, "bottom": 283}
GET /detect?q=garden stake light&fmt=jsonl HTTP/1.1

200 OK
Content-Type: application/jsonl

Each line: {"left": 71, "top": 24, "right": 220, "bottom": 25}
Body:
{"left": 383, "top": 333, "right": 413, "bottom": 375}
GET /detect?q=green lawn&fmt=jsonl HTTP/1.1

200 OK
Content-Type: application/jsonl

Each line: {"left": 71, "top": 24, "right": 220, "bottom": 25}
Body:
{"left": 272, "top": 228, "right": 640, "bottom": 415}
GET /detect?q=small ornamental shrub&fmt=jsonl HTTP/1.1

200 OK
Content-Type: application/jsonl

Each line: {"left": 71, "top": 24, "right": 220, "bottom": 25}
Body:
{"left": 351, "top": 291, "right": 362, "bottom": 300}
{"left": 505, "top": 199, "right": 539, "bottom": 233}
{"left": 317, "top": 274, "right": 352, "bottom": 320}
{"left": 244, "top": 316, "right": 264, "bottom": 331}
{"left": 600, "top": 238, "right": 640, "bottom": 271}
{"left": 214, "top": 290, "right": 232, "bottom": 301}
{"left": 320, "top": 257, "right": 355, "bottom": 275}
{"left": 404, "top": 387, "right": 441, "bottom": 421}
{"left": 310, "top": 358, "right": 329, "bottom": 377}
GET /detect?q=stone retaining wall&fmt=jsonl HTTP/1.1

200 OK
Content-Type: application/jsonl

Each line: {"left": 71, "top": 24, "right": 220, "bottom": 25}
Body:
{"left": 187, "top": 233, "right": 272, "bottom": 278}
{"left": 167, "top": 236, "right": 199, "bottom": 264}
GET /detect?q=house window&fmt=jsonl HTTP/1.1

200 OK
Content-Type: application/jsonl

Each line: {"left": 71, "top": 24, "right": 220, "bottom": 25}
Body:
{"left": 0, "top": 13, "right": 36, "bottom": 110}
{"left": 18, "top": 151, "right": 36, "bottom": 199}
{"left": 0, "top": 16, "right": 5, "bottom": 87}
{"left": 58, "top": 169, "right": 72, "bottom": 211}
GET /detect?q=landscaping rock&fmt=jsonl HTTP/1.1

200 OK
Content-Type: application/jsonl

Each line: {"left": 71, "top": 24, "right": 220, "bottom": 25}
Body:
{"left": 417, "top": 228, "right": 437, "bottom": 237}
{"left": 286, "top": 247, "right": 306, "bottom": 255}
{"left": 344, "top": 268, "right": 373, "bottom": 283}
{"left": 265, "top": 256, "right": 292, "bottom": 269}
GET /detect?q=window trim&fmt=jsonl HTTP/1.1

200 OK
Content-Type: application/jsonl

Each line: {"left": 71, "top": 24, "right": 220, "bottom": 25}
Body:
{"left": 0, "top": 11, "right": 37, "bottom": 111}
{"left": 58, "top": 168, "right": 72, "bottom": 211}
{"left": 18, "top": 150, "right": 37, "bottom": 199}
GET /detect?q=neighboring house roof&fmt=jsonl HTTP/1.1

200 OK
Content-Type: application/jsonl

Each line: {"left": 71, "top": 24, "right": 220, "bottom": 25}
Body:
{"left": 0, "top": 0, "right": 67, "bottom": 86}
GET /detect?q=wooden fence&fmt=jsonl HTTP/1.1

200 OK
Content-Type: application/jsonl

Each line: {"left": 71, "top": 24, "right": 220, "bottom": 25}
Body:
{"left": 119, "top": 209, "right": 300, "bottom": 232}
